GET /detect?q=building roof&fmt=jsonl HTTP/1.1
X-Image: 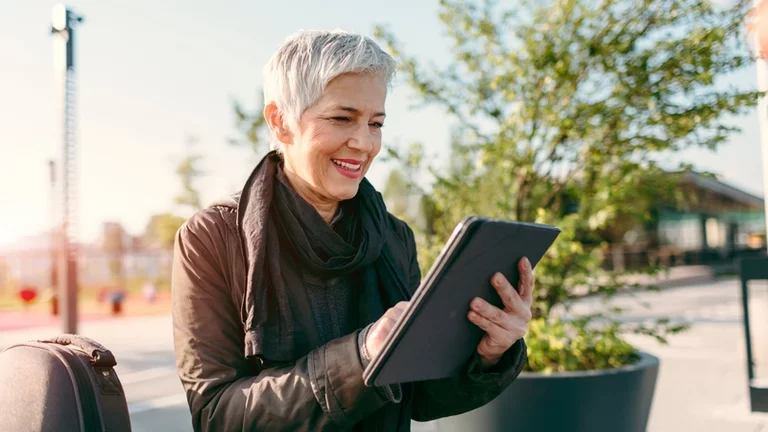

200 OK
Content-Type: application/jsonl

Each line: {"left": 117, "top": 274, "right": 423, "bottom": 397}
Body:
{"left": 681, "top": 171, "right": 765, "bottom": 210}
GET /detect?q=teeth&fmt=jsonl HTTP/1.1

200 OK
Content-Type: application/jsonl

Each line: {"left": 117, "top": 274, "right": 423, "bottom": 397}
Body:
{"left": 332, "top": 159, "right": 362, "bottom": 171}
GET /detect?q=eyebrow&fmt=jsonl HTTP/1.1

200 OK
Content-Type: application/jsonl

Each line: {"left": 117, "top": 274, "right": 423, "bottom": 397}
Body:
{"left": 335, "top": 106, "right": 386, "bottom": 118}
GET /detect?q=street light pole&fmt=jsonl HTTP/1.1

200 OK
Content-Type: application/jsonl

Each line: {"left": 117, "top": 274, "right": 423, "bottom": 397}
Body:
{"left": 757, "top": 52, "right": 768, "bottom": 243}
{"left": 49, "top": 160, "right": 57, "bottom": 314}
{"left": 51, "top": 4, "right": 84, "bottom": 334}
{"left": 755, "top": 0, "right": 768, "bottom": 241}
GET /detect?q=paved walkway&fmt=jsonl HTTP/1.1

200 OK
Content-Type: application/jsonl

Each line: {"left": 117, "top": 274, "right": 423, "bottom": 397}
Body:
{"left": 574, "top": 278, "right": 768, "bottom": 431}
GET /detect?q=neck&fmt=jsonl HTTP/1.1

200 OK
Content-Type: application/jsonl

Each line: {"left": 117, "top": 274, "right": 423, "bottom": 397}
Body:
{"left": 282, "top": 164, "right": 338, "bottom": 224}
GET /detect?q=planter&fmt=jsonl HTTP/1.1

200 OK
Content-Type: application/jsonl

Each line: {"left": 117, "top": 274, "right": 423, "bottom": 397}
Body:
{"left": 436, "top": 351, "right": 659, "bottom": 432}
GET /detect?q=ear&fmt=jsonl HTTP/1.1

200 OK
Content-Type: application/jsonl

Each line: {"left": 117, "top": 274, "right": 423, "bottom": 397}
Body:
{"left": 263, "top": 102, "right": 293, "bottom": 146}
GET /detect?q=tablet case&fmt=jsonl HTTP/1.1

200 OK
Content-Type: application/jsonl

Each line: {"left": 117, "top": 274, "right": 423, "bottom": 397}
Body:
{"left": 363, "top": 217, "right": 560, "bottom": 387}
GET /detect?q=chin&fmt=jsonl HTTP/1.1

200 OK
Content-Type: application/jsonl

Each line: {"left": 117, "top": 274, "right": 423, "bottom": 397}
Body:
{"left": 330, "top": 184, "right": 361, "bottom": 201}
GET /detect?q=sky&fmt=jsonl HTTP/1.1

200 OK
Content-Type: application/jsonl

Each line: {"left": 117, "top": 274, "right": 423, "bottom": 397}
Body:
{"left": 1, "top": 0, "right": 766, "bottom": 248}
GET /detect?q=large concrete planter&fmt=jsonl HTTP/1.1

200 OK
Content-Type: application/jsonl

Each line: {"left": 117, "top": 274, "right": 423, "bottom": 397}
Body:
{"left": 436, "top": 351, "right": 659, "bottom": 432}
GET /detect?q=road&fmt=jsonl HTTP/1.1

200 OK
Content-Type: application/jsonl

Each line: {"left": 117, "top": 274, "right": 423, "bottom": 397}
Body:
{"left": 1, "top": 277, "right": 768, "bottom": 431}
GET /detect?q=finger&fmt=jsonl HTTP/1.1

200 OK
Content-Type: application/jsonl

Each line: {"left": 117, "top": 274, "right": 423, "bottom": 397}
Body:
{"left": 387, "top": 302, "right": 410, "bottom": 324}
{"left": 385, "top": 305, "right": 407, "bottom": 323}
{"left": 468, "top": 311, "right": 514, "bottom": 347}
{"left": 470, "top": 297, "right": 515, "bottom": 331}
{"left": 490, "top": 272, "right": 525, "bottom": 313}
{"left": 378, "top": 318, "right": 396, "bottom": 334}
{"left": 374, "top": 315, "right": 398, "bottom": 337}
{"left": 393, "top": 301, "right": 410, "bottom": 311}
{"left": 385, "top": 309, "right": 405, "bottom": 322}
{"left": 517, "top": 257, "right": 535, "bottom": 304}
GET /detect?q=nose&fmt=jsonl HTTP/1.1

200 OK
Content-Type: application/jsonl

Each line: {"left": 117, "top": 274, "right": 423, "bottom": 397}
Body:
{"left": 346, "top": 124, "right": 375, "bottom": 153}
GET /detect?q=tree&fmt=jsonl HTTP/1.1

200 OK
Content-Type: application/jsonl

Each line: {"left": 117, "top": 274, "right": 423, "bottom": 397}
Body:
{"left": 103, "top": 223, "right": 127, "bottom": 290}
{"left": 229, "top": 93, "right": 270, "bottom": 157}
{"left": 383, "top": 169, "right": 411, "bottom": 220}
{"left": 375, "top": 0, "right": 758, "bottom": 372}
{"left": 142, "top": 213, "right": 187, "bottom": 289}
{"left": 174, "top": 136, "right": 205, "bottom": 213}
{"left": 143, "top": 213, "right": 188, "bottom": 250}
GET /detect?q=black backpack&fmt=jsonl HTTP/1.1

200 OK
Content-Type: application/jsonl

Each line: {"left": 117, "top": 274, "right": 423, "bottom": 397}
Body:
{"left": 0, "top": 334, "right": 132, "bottom": 432}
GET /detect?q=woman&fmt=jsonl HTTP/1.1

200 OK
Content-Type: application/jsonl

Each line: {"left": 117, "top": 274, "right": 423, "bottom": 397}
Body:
{"left": 172, "top": 29, "right": 534, "bottom": 431}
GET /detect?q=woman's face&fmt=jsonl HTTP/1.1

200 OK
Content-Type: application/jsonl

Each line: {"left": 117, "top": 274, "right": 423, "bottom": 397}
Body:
{"left": 282, "top": 73, "right": 386, "bottom": 203}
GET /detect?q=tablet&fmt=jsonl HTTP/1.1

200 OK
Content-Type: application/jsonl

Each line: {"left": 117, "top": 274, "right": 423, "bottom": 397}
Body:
{"left": 363, "top": 216, "right": 560, "bottom": 387}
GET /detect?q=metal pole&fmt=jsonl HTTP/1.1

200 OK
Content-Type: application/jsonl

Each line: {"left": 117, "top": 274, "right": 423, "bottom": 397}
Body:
{"left": 51, "top": 4, "right": 83, "bottom": 334}
{"left": 741, "top": 278, "right": 756, "bottom": 381}
{"left": 49, "top": 160, "right": 57, "bottom": 311}
{"left": 756, "top": 0, "right": 768, "bottom": 240}
{"left": 758, "top": 66, "right": 768, "bottom": 243}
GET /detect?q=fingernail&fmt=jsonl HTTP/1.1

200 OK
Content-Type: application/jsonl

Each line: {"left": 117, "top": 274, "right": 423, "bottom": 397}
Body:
{"left": 524, "top": 257, "right": 531, "bottom": 269}
{"left": 493, "top": 273, "right": 503, "bottom": 285}
{"left": 472, "top": 298, "right": 482, "bottom": 310}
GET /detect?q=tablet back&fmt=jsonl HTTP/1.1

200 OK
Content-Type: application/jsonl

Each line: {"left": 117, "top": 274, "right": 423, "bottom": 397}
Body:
{"left": 365, "top": 218, "right": 559, "bottom": 386}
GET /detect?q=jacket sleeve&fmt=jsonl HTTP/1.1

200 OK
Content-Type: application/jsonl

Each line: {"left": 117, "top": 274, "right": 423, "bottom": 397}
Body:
{"left": 399, "top": 224, "right": 529, "bottom": 422}
{"left": 172, "top": 210, "right": 390, "bottom": 431}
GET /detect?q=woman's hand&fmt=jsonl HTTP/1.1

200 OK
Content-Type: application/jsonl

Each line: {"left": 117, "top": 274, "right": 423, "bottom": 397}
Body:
{"left": 365, "top": 301, "right": 410, "bottom": 361}
{"left": 468, "top": 257, "right": 534, "bottom": 369}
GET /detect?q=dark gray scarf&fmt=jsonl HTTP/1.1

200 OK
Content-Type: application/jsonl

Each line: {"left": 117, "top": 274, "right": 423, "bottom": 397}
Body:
{"left": 236, "top": 151, "right": 411, "bottom": 362}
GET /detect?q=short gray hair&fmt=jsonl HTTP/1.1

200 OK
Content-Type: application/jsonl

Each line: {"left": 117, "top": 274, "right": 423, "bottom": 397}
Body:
{"left": 263, "top": 29, "right": 397, "bottom": 150}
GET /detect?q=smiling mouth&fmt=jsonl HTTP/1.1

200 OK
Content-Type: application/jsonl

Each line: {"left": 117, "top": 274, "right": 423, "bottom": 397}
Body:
{"left": 331, "top": 159, "right": 363, "bottom": 172}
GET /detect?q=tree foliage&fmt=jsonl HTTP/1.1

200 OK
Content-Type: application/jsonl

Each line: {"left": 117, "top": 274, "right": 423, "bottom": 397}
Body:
{"left": 143, "top": 213, "right": 187, "bottom": 250}
{"left": 383, "top": 169, "right": 413, "bottom": 220}
{"left": 174, "top": 136, "right": 205, "bottom": 213}
{"left": 375, "top": 0, "right": 758, "bottom": 371}
{"left": 229, "top": 93, "right": 270, "bottom": 156}
{"left": 150, "top": 136, "right": 206, "bottom": 255}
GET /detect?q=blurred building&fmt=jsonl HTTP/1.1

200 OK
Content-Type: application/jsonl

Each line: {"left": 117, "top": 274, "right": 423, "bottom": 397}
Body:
{"left": 0, "top": 221, "right": 173, "bottom": 293}
{"left": 608, "top": 172, "right": 766, "bottom": 271}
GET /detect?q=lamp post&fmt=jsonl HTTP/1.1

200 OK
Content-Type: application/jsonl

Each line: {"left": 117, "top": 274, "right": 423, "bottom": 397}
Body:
{"left": 51, "top": 4, "right": 84, "bottom": 334}
{"left": 49, "top": 160, "right": 58, "bottom": 316}
{"left": 755, "top": 0, "right": 768, "bottom": 237}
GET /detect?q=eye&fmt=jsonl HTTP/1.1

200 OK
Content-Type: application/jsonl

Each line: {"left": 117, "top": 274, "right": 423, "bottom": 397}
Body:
{"left": 370, "top": 122, "right": 384, "bottom": 129}
{"left": 331, "top": 116, "right": 352, "bottom": 123}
